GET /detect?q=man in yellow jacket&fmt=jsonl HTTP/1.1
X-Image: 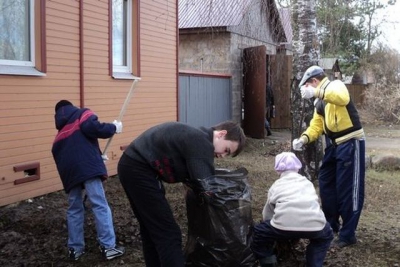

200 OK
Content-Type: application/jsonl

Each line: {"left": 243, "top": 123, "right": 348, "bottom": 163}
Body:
{"left": 292, "top": 66, "right": 365, "bottom": 249}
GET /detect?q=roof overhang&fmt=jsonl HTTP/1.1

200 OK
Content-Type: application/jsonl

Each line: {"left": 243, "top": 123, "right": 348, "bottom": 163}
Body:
{"left": 179, "top": 26, "right": 228, "bottom": 35}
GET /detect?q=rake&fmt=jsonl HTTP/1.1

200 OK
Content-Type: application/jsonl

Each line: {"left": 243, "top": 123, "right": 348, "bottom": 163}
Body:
{"left": 102, "top": 78, "right": 140, "bottom": 160}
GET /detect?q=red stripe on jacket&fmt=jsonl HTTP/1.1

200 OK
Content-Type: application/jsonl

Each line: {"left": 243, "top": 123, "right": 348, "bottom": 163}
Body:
{"left": 53, "top": 110, "right": 94, "bottom": 144}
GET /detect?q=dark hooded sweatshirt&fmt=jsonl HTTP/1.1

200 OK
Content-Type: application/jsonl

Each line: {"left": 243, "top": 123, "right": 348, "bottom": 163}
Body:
{"left": 52, "top": 105, "right": 116, "bottom": 193}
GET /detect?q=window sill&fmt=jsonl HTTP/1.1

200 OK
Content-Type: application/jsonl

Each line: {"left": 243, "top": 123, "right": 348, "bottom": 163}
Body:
{"left": 0, "top": 65, "right": 46, "bottom": 77}
{"left": 112, "top": 72, "right": 140, "bottom": 80}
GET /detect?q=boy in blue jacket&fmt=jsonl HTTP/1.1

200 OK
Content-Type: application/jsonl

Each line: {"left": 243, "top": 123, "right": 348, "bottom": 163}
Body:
{"left": 52, "top": 100, "right": 124, "bottom": 261}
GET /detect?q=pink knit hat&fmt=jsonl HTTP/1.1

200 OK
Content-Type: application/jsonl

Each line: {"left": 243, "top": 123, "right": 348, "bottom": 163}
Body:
{"left": 274, "top": 152, "right": 302, "bottom": 173}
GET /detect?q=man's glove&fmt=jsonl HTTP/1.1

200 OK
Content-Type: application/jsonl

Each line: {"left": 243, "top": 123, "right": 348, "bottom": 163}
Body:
{"left": 292, "top": 138, "right": 304, "bottom": 151}
{"left": 300, "top": 85, "right": 315, "bottom": 99}
{"left": 112, "top": 120, "right": 123, "bottom": 134}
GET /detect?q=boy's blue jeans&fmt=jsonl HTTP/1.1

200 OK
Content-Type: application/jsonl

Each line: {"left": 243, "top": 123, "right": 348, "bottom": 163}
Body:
{"left": 251, "top": 220, "right": 333, "bottom": 267}
{"left": 67, "top": 178, "right": 116, "bottom": 252}
{"left": 265, "top": 119, "right": 270, "bottom": 130}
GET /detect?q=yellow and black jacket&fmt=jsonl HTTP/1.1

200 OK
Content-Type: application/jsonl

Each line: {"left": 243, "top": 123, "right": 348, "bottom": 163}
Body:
{"left": 301, "top": 78, "right": 364, "bottom": 145}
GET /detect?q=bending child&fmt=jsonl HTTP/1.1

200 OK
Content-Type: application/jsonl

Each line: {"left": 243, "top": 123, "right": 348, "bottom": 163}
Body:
{"left": 118, "top": 121, "right": 246, "bottom": 267}
{"left": 251, "top": 152, "right": 333, "bottom": 267}
{"left": 52, "top": 100, "right": 125, "bottom": 261}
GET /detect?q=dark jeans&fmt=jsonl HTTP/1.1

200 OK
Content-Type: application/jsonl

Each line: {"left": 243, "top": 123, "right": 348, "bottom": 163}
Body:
{"left": 251, "top": 221, "right": 333, "bottom": 267}
{"left": 319, "top": 138, "right": 365, "bottom": 243}
{"left": 118, "top": 154, "right": 184, "bottom": 267}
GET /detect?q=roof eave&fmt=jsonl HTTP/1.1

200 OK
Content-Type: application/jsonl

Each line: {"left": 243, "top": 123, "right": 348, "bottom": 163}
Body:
{"left": 179, "top": 26, "right": 228, "bottom": 35}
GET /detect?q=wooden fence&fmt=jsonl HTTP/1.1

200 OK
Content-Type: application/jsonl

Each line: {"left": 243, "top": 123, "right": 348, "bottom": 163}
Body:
{"left": 347, "top": 84, "right": 366, "bottom": 107}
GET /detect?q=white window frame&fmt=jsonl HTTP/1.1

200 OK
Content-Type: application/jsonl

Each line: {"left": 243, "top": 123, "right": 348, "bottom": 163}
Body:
{"left": 0, "top": 0, "right": 35, "bottom": 67}
{"left": 113, "top": 0, "right": 132, "bottom": 75}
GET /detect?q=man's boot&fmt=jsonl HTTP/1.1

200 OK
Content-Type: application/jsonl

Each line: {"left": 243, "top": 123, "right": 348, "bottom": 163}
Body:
{"left": 259, "top": 255, "right": 278, "bottom": 267}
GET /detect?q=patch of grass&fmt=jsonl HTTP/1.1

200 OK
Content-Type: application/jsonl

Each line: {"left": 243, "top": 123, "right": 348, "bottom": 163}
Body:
{"left": 363, "top": 124, "right": 400, "bottom": 138}
{"left": 367, "top": 169, "right": 400, "bottom": 183}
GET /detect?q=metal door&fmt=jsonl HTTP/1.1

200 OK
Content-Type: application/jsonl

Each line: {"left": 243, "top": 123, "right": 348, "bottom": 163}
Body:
{"left": 179, "top": 74, "right": 232, "bottom": 127}
{"left": 243, "top": 46, "right": 266, "bottom": 139}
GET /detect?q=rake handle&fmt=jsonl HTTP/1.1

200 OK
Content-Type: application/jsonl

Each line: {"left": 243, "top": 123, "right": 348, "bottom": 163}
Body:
{"left": 102, "top": 79, "right": 140, "bottom": 157}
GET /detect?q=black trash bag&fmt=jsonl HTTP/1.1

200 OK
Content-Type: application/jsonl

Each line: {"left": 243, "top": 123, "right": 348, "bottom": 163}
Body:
{"left": 184, "top": 167, "right": 257, "bottom": 267}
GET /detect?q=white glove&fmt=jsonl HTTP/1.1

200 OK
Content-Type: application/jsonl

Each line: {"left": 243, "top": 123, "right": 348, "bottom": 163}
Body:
{"left": 292, "top": 138, "right": 304, "bottom": 151}
{"left": 300, "top": 85, "right": 315, "bottom": 99}
{"left": 112, "top": 120, "right": 123, "bottom": 134}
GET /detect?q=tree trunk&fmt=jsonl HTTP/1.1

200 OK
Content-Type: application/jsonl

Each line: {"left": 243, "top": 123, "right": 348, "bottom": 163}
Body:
{"left": 290, "top": 0, "right": 321, "bottom": 180}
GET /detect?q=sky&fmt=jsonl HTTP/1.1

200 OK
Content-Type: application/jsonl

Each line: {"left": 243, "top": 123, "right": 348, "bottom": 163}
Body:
{"left": 275, "top": 0, "right": 400, "bottom": 53}
{"left": 372, "top": 1, "right": 400, "bottom": 52}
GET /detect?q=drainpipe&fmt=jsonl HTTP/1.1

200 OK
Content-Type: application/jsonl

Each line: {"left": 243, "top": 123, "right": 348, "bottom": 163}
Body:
{"left": 176, "top": 0, "right": 179, "bottom": 121}
{"left": 79, "top": 0, "right": 84, "bottom": 108}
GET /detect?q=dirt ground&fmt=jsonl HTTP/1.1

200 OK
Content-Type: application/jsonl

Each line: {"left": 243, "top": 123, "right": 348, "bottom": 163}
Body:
{"left": 1, "top": 120, "right": 400, "bottom": 267}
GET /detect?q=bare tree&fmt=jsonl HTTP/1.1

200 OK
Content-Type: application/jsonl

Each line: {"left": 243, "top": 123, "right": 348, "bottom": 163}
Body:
{"left": 291, "top": 0, "right": 320, "bottom": 180}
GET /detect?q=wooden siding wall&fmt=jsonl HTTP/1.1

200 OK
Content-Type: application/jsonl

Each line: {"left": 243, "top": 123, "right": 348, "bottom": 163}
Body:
{"left": 0, "top": 0, "right": 178, "bottom": 206}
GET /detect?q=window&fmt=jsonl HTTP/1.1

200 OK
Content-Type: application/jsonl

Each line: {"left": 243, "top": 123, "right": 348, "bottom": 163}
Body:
{"left": 0, "top": 0, "right": 45, "bottom": 76}
{"left": 0, "top": 0, "right": 33, "bottom": 66}
{"left": 111, "top": 0, "right": 139, "bottom": 79}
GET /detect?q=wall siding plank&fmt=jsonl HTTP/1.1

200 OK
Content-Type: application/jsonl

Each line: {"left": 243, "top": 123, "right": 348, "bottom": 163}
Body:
{"left": 0, "top": 0, "right": 178, "bottom": 206}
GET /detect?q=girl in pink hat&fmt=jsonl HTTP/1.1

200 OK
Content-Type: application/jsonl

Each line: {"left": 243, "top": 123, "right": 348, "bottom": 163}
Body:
{"left": 250, "top": 152, "right": 333, "bottom": 267}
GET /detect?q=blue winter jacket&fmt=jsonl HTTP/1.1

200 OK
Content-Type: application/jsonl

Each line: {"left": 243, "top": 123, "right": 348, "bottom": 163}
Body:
{"left": 51, "top": 105, "right": 116, "bottom": 193}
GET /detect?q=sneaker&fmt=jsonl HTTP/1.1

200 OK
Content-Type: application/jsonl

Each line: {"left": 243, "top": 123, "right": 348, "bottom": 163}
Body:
{"left": 68, "top": 248, "right": 85, "bottom": 261}
{"left": 331, "top": 237, "right": 357, "bottom": 248}
{"left": 100, "top": 245, "right": 125, "bottom": 260}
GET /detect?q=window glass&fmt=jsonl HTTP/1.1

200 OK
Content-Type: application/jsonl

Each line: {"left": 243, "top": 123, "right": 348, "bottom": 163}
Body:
{"left": 0, "top": 0, "right": 34, "bottom": 66}
{"left": 112, "top": 0, "right": 131, "bottom": 72}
